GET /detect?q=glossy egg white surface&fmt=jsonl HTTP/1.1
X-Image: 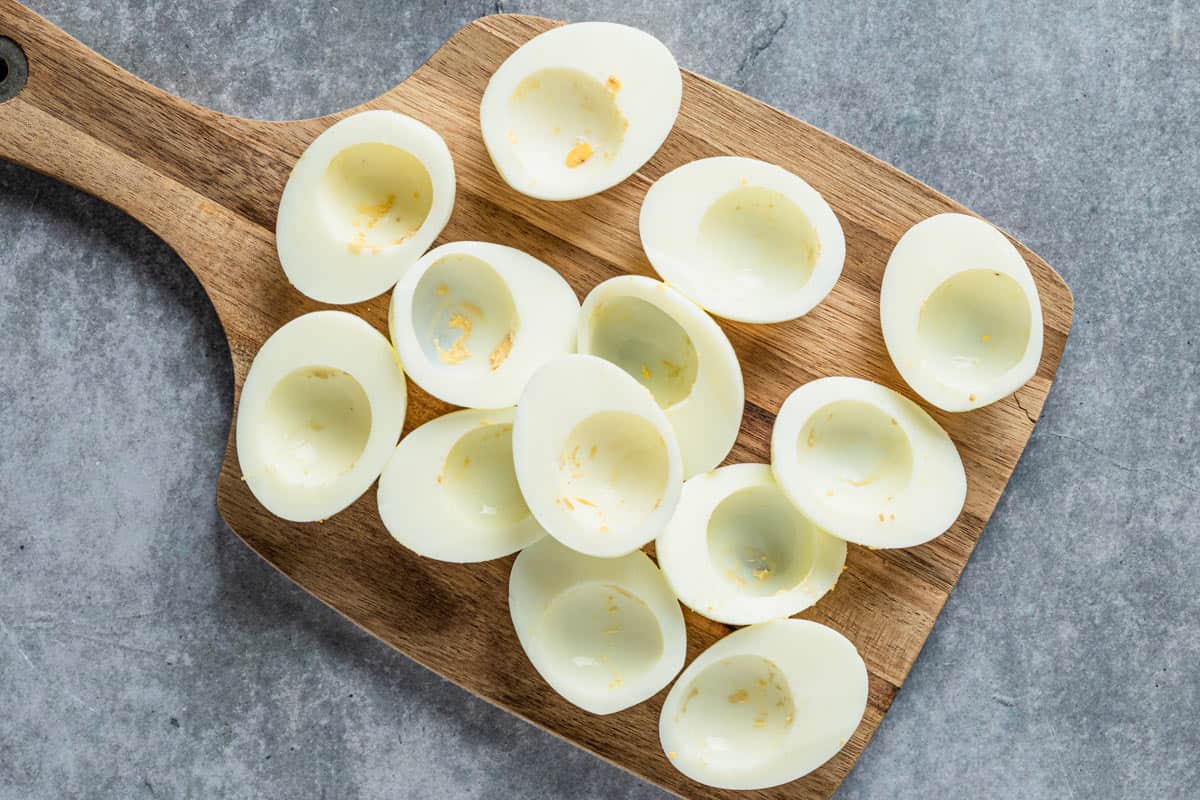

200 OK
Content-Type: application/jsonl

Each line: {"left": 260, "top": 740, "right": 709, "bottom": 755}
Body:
{"left": 656, "top": 464, "right": 845, "bottom": 625}
{"left": 512, "top": 354, "right": 683, "bottom": 558}
{"left": 881, "top": 213, "right": 1044, "bottom": 412}
{"left": 276, "top": 110, "right": 455, "bottom": 304}
{"left": 771, "top": 376, "right": 965, "bottom": 549}
{"left": 577, "top": 276, "right": 743, "bottom": 478}
{"left": 389, "top": 241, "right": 580, "bottom": 409}
{"left": 479, "top": 22, "right": 681, "bottom": 201}
{"left": 659, "top": 619, "right": 867, "bottom": 790}
{"left": 377, "top": 408, "right": 545, "bottom": 562}
{"left": 235, "top": 311, "right": 407, "bottom": 522}
{"left": 640, "top": 156, "right": 845, "bottom": 323}
{"left": 509, "top": 536, "right": 686, "bottom": 715}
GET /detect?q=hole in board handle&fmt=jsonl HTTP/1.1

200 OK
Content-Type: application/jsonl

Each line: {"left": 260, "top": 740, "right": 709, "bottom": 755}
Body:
{"left": 0, "top": 37, "right": 29, "bottom": 104}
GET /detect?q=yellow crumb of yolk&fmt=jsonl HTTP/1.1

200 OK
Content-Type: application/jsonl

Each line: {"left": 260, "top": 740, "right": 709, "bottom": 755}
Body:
{"left": 436, "top": 314, "right": 472, "bottom": 365}
{"left": 355, "top": 194, "right": 395, "bottom": 229}
{"left": 489, "top": 329, "right": 515, "bottom": 371}
{"left": 728, "top": 689, "right": 748, "bottom": 704}
{"left": 641, "top": 365, "right": 652, "bottom": 379}
{"left": 565, "top": 140, "right": 594, "bottom": 168}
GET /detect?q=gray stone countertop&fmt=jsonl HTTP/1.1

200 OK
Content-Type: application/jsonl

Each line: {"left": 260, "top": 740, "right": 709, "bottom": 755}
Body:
{"left": 1, "top": 1, "right": 1197, "bottom": 798}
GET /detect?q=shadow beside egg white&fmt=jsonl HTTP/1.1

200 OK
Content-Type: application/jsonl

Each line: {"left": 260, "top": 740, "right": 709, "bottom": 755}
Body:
{"left": 512, "top": 355, "right": 684, "bottom": 558}
{"left": 640, "top": 156, "right": 845, "bottom": 323}
{"left": 479, "top": 22, "right": 681, "bottom": 201}
{"left": 656, "top": 463, "right": 846, "bottom": 625}
{"left": 659, "top": 620, "right": 867, "bottom": 790}
{"left": 235, "top": 311, "right": 408, "bottom": 522}
{"left": 577, "top": 275, "right": 744, "bottom": 479}
{"left": 389, "top": 241, "right": 580, "bottom": 409}
{"left": 276, "top": 110, "right": 456, "bottom": 304}
{"left": 770, "top": 376, "right": 966, "bottom": 549}
{"left": 509, "top": 537, "right": 686, "bottom": 715}
{"left": 377, "top": 407, "right": 546, "bottom": 563}
{"left": 880, "top": 213, "right": 1044, "bottom": 412}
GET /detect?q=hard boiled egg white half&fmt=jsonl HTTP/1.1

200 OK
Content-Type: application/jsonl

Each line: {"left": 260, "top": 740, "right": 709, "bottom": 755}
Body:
{"left": 509, "top": 536, "right": 686, "bottom": 714}
{"left": 659, "top": 619, "right": 867, "bottom": 790}
{"left": 236, "top": 311, "right": 408, "bottom": 522}
{"left": 640, "top": 157, "right": 845, "bottom": 323}
{"left": 513, "top": 354, "right": 683, "bottom": 558}
{"left": 656, "top": 464, "right": 845, "bottom": 626}
{"left": 480, "top": 22, "right": 681, "bottom": 200}
{"left": 881, "top": 213, "right": 1044, "bottom": 412}
{"left": 771, "top": 376, "right": 965, "bottom": 549}
{"left": 389, "top": 241, "right": 580, "bottom": 409}
{"left": 577, "top": 275, "right": 743, "bottom": 479}
{"left": 276, "top": 110, "right": 455, "bottom": 304}
{"left": 377, "top": 407, "right": 545, "bottom": 563}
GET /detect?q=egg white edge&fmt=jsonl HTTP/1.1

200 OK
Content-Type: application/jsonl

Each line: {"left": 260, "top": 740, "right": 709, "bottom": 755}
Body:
{"left": 640, "top": 156, "right": 846, "bottom": 323}
{"left": 512, "top": 354, "right": 683, "bottom": 558}
{"left": 656, "top": 463, "right": 846, "bottom": 625}
{"left": 769, "top": 376, "right": 966, "bottom": 548}
{"left": 236, "top": 310, "right": 408, "bottom": 522}
{"left": 479, "top": 21, "right": 682, "bottom": 201}
{"left": 658, "top": 619, "right": 867, "bottom": 790}
{"left": 577, "top": 274, "right": 744, "bottom": 478}
{"left": 377, "top": 407, "right": 546, "bottom": 563}
{"left": 509, "top": 536, "right": 686, "bottom": 715}
{"left": 389, "top": 240, "right": 581, "bottom": 408}
{"left": 880, "top": 212, "right": 1044, "bottom": 412}
{"left": 276, "top": 109, "right": 456, "bottom": 304}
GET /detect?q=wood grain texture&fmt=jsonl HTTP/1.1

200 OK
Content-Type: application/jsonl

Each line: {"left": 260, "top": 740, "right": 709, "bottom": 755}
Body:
{"left": 0, "top": 3, "right": 1072, "bottom": 798}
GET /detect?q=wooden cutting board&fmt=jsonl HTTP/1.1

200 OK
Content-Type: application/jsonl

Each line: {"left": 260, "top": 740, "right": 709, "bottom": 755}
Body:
{"left": 0, "top": 4, "right": 1073, "bottom": 798}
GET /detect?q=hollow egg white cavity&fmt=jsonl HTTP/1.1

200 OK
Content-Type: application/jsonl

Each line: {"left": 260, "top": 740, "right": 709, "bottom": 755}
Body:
{"left": 389, "top": 241, "right": 579, "bottom": 409}
{"left": 377, "top": 408, "right": 544, "bottom": 562}
{"left": 659, "top": 619, "right": 867, "bottom": 790}
{"left": 640, "top": 156, "right": 845, "bottom": 323}
{"left": 509, "top": 536, "right": 686, "bottom": 714}
{"left": 881, "top": 213, "right": 1044, "bottom": 411}
{"left": 479, "top": 22, "right": 681, "bottom": 201}
{"left": 577, "top": 276, "right": 743, "bottom": 478}
{"left": 656, "top": 464, "right": 845, "bottom": 626}
{"left": 276, "top": 110, "right": 455, "bottom": 304}
{"left": 512, "top": 354, "right": 683, "bottom": 558}
{"left": 771, "top": 376, "right": 965, "bottom": 549}
{"left": 236, "top": 311, "right": 407, "bottom": 522}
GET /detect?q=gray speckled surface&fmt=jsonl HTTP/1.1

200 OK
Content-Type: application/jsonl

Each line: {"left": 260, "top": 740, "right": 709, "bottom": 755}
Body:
{"left": 1, "top": 1, "right": 1197, "bottom": 798}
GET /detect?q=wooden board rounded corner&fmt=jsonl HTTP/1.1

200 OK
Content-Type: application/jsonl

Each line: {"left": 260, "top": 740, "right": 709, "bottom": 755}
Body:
{"left": 0, "top": 6, "right": 1073, "bottom": 799}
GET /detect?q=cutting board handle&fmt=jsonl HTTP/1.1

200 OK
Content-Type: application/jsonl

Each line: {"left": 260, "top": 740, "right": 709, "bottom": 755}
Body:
{"left": 0, "top": 0, "right": 288, "bottom": 280}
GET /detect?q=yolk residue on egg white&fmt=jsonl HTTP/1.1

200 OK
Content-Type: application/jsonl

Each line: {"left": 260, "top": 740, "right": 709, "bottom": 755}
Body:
{"left": 565, "top": 140, "right": 594, "bottom": 168}
{"left": 436, "top": 312, "right": 473, "bottom": 365}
